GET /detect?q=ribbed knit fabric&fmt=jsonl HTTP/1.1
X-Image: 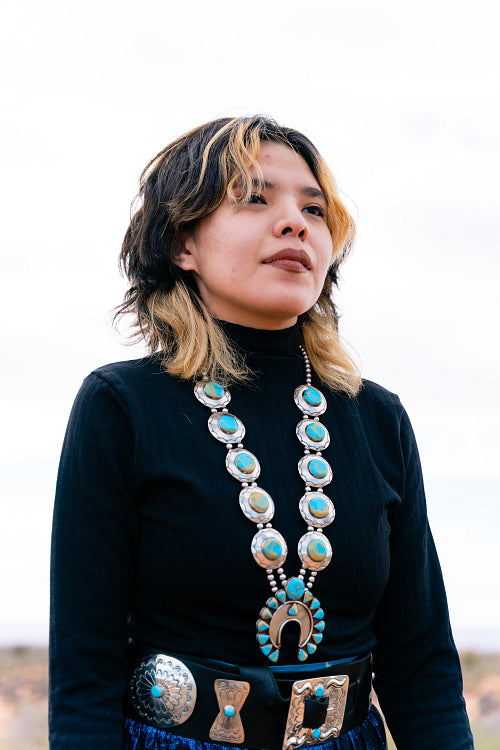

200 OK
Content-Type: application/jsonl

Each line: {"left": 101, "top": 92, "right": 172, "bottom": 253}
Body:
{"left": 49, "top": 322, "right": 473, "bottom": 749}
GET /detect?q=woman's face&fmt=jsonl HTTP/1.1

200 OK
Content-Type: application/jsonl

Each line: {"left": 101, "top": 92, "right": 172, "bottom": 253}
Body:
{"left": 176, "top": 142, "right": 334, "bottom": 329}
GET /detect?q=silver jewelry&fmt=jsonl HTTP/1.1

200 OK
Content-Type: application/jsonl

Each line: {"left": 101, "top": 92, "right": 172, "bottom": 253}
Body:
{"left": 195, "top": 347, "right": 334, "bottom": 663}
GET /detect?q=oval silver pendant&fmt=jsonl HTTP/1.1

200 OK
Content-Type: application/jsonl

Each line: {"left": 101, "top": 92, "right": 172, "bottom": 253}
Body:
{"left": 294, "top": 385, "right": 327, "bottom": 417}
{"left": 298, "top": 531, "right": 332, "bottom": 571}
{"left": 226, "top": 448, "right": 261, "bottom": 482}
{"left": 299, "top": 492, "right": 335, "bottom": 528}
{"left": 296, "top": 419, "right": 330, "bottom": 451}
{"left": 251, "top": 528, "right": 287, "bottom": 569}
{"left": 208, "top": 412, "right": 245, "bottom": 443}
{"left": 239, "top": 486, "right": 275, "bottom": 523}
{"left": 194, "top": 380, "right": 231, "bottom": 408}
{"left": 129, "top": 654, "right": 197, "bottom": 727}
{"left": 298, "top": 454, "right": 333, "bottom": 488}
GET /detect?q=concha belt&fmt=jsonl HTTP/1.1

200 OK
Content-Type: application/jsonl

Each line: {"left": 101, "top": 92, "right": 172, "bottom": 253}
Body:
{"left": 126, "top": 643, "right": 372, "bottom": 750}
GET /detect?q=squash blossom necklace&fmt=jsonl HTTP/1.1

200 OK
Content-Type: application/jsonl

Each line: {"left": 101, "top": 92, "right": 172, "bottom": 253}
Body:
{"left": 194, "top": 347, "right": 334, "bottom": 663}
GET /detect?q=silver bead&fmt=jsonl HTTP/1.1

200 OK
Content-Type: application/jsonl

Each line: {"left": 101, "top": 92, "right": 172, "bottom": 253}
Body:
{"left": 222, "top": 408, "right": 228, "bottom": 412}
{"left": 226, "top": 444, "right": 233, "bottom": 449}
{"left": 271, "top": 587, "right": 278, "bottom": 593}
{"left": 300, "top": 568, "right": 306, "bottom": 575}
{"left": 251, "top": 482, "right": 257, "bottom": 487}
{"left": 304, "top": 449, "right": 310, "bottom": 455}
{"left": 241, "top": 482, "right": 248, "bottom": 487}
{"left": 307, "top": 582, "right": 313, "bottom": 589}
{"left": 238, "top": 443, "right": 244, "bottom": 448}
{"left": 266, "top": 523, "right": 273, "bottom": 528}
{"left": 277, "top": 568, "right": 284, "bottom": 574}
{"left": 267, "top": 574, "right": 274, "bottom": 581}
{"left": 307, "top": 526, "right": 314, "bottom": 532}
{"left": 316, "top": 451, "right": 322, "bottom": 456}
{"left": 298, "top": 574, "right": 304, "bottom": 580}
{"left": 279, "top": 574, "right": 286, "bottom": 581}
{"left": 257, "top": 523, "right": 264, "bottom": 529}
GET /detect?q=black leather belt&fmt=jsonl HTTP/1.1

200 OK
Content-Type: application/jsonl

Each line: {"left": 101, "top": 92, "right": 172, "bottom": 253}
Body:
{"left": 125, "top": 641, "right": 372, "bottom": 750}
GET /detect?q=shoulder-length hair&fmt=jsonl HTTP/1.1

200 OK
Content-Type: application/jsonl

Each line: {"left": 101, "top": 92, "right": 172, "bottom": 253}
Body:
{"left": 116, "top": 115, "right": 361, "bottom": 395}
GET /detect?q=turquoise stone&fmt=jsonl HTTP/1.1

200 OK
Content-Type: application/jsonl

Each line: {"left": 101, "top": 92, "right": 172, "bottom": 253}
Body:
{"left": 307, "top": 539, "right": 327, "bottom": 562}
{"left": 204, "top": 382, "right": 224, "bottom": 399}
{"left": 309, "top": 497, "right": 328, "bottom": 518}
{"left": 313, "top": 728, "right": 322, "bottom": 740}
{"left": 286, "top": 577, "right": 305, "bottom": 600}
{"left": 315, "top": 685, "right": 325, "bottom": 698}
{"left": 261, "top": 607, "right": 272, "bottom": 619}
{"left": 235, "top": 452, "right": 256, "bottom": 474}
{"left": 315, "top": 620, "right": 325, "bottom": 632}
{"left": 308, "top": 458, "right": 328, "bottom": 479}
{"left": 307, "top": 643, "right": 317, "bottom": 655}
{"left": 224, "top": 705, "right": 235, "bottom": 717}
{"left": 262, "top": 644, "right": 272, "bottom": 656}
{"left": 313, "top": 608, "right": 325, "bottom": 620}
{"left": 151, "top": 684, "right": 163, "bottom": 698}
{"left": 289, "top": 606, "right": 297, "bottom": 616}
{"left": 310, "top": 598, "right": 320, "bottom": 610}
{"left": 249, "top": 491, "right": 269, "bottom": 513}
{"left": 219, "top": 414, "right": 238, "bottom": 434}
{"left": 313, "top": 633, "right": 323, "bottom": 644}
{"left": 298, "top": 648, "right": 307, "bottom": 662}
{"left": 303, "top": 388, "right": 322, "bottom": 406}
{"left": 269, "top": 650, "right": 279, "bottom": 663}
{"left": 276, "top": 590, "right": 286, "bottom": 603}
{"left": 267, "top": 597, "right": 278, "bottom": 610}
{"left": 305, "top": 423, "right": 325, "bottom": 442}
{"left": 258, "top": 634, "right": 270, "bottom": 645}
{"left": 262, "top": 537, "right": 282, "bottom": 560}
{"left": 257, "top": 620, "right": 269, "bottom": 632}
{"left": 303, "top": 590, "right": 313, "bottom": 603}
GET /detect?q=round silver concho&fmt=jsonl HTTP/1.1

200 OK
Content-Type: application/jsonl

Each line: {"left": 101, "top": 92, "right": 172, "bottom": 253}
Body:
{"left": 299, "top": 491, "right": 335, "bottom": 528}
{"left": 194, "top": 380, "right": 231, "bottom": 409}
{"left": 296, "top": 418, "right": 330, "bottom": 451}
{"left": 298, "top": 531, "right": 333, "bottom": 571}
{"left": 129, "top": 654, "right": 197, "bottom": 728}
{"left": 251, "top": 528, "right": 287, "bottom": 569}
{"left": 239, "top": 486, "right": 275, "bottom": 523}
{"left": 226, "top": 448, "right": 261, "bottom": 482}
{"left": 294, "top": 385, "right": 327, "bottom": 417}
{"left": 298, "top": 455, "right": 333, "bottom": 488}
{"left": 208, "top": 412, "right": 245, "bottom": 444}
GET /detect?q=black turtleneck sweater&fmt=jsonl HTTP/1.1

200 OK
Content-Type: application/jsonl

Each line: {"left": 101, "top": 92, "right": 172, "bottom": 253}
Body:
{"left": 49, "top": 323, "right": 473, "bottom": 749}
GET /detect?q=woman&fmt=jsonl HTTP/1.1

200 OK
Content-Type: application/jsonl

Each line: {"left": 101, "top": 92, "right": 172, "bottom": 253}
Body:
{"left": 49, "top": 115, "right": 473, "bottom": 750}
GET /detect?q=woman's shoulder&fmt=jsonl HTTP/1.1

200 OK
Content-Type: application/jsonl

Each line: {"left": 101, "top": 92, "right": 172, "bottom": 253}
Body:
{"left": 356, "top": 378, "right": 403, "bottom": 411}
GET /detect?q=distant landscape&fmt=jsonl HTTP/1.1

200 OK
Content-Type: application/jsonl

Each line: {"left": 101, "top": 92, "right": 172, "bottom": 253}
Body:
{"left": 0, "top": 647, "right": 498, "bottom": 749}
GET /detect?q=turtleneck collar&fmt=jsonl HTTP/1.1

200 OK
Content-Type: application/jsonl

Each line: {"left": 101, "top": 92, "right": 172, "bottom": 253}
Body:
{"left": 217, "top": 320, "right": 302, "bottom": 356}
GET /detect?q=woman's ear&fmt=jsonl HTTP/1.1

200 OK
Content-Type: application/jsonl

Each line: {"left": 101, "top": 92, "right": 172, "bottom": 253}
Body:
{"left": 174, "top": 232, "right": 198, "bottom": 272}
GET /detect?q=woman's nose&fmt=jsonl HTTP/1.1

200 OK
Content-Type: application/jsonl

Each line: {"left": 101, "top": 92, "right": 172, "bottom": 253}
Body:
{"left": 273, "top": 204, "right": 308, "bottom": 240}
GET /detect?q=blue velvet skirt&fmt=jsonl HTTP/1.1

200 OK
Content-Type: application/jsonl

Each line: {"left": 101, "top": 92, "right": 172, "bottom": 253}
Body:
{"left": 123, "top": 705, "right": 387, "bottom": 750}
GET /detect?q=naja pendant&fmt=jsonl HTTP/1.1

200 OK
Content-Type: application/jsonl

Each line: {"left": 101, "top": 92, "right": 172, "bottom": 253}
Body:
{"left": 256, "top": 577, "right": 325, "bottom": 663}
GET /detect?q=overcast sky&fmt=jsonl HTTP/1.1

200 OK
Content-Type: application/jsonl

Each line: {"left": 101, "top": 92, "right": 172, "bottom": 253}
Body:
{"left": 1, "top": 0, "right": 499, "bottom": 649}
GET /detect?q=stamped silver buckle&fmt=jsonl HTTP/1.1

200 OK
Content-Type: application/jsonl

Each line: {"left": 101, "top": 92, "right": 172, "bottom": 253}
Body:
{"left": 209, "top": 678, "right": 250, "bottom": 744}
{"left": 283, "top": 674, "right": 349, "bottom": 749}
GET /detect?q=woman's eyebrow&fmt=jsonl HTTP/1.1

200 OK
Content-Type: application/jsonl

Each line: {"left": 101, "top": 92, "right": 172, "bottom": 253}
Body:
{"left": 251, "top": 177, "right": 327, "bottom": 202}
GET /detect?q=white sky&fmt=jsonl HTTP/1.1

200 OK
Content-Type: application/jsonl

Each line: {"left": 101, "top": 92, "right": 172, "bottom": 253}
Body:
{"left": 1, "top": 0, "right": 499, "bottom": 649}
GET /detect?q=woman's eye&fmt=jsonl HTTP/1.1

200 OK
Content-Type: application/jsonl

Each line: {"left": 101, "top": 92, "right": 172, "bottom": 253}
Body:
{"left": 249, "top": 193, "right": 266, "bottom": 204}
{"left": 304, "top": 205, "right": 325, "bottom": 217}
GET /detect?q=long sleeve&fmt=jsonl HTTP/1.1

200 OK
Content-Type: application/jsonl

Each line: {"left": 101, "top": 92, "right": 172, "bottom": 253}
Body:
{"left": 372, "top": 408, "right": 473, "bottom": 749}
{"left": 49, "top": 373, "right": 139, "bottom": 750}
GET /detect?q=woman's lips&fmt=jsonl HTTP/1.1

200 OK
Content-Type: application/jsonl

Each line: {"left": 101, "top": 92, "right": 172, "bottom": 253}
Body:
{"left": 263, "top": 248, "right": 312, "bottom": 273}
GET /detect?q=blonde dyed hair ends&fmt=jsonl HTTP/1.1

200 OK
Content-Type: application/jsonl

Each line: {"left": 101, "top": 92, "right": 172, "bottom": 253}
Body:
{"left": 117, "top": 115, "right": 361, "bottom": 395}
